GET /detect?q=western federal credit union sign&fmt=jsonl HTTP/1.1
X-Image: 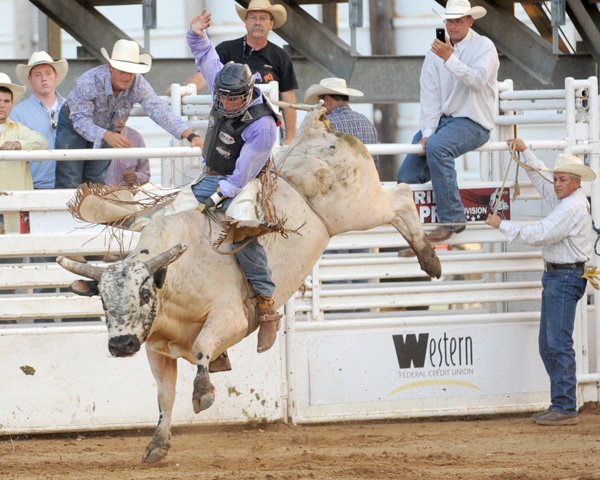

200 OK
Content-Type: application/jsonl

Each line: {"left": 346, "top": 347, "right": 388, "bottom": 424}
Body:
{"left": 412, "top": 184, "right": 511, "bottom": 223}
{"left": 305, "top": 323, "right": 547, "bottom": 407}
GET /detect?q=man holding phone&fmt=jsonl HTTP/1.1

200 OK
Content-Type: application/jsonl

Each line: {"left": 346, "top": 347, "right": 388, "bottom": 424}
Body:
{"left": 397, "top": 0, "right": 499, "bottom": 242}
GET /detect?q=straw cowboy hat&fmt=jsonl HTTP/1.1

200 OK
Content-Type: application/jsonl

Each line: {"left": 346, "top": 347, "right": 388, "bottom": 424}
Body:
{"left": 100, "top": 39, "right": 152, "bottom": 74}
{"left": 0, "top": 73, "right": 26, "bottom": 104}
{"left": 236, "top": 0, "right": 287, "bottom": 29}
{"left": 16, "top": 51, "right": 69, "bottom": 86}
{"left": 435, "top": 0, "right": 487, "bottom": 20}
{"left": 543, "top": 154, "right": 596, "bottom": 182}
{"left": 304, "top": 77, "right": 364, "bottom": 104}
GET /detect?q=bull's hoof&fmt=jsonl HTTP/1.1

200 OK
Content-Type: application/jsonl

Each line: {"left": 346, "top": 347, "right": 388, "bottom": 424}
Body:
{"left": 192, "top": 366, "right": 215, "bottom": 413}
{"left": 142, "top": 436, "right": 171, "bottom": 464}
{"left": 413, "top": 243, "right": 442, "bottom": 279}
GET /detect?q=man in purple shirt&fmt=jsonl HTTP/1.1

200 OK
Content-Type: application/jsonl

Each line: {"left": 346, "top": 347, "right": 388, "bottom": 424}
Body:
{"left": 55, "top": 39, "right": 203, "bottom": 188}
{"left": 188, "top": 9, "right": 282, "bottom": 353}
{"left": 104, "top": 118, "right": 150, "bottom": 186}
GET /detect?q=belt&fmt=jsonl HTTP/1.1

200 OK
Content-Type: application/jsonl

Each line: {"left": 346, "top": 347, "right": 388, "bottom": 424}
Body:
{"left": 545, "top": 261, "right": 585, "bottom": 271}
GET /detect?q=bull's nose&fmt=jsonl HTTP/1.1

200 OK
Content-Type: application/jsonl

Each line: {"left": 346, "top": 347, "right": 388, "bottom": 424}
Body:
{"left": 108, "top": 334, "right": 141, "bottom": 357}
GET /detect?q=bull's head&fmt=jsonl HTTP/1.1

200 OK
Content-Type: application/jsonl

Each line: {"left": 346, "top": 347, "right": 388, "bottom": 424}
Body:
{"left": 57, "top": 244, "right": 188, "bottom": 357}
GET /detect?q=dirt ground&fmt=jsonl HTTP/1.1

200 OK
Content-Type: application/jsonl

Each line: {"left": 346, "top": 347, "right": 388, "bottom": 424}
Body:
{"left": 2, "top": 404, "right": 600, "bottom": 480}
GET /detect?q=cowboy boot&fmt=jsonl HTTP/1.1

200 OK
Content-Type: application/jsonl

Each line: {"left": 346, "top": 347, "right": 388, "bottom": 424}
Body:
{"left": 256, "top": 296, "right": 282, "bottom": 353}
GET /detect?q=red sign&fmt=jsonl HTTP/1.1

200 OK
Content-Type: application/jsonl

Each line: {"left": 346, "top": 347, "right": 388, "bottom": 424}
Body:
{"left": 412, "top": 186, "right": 511, "bottom": 224}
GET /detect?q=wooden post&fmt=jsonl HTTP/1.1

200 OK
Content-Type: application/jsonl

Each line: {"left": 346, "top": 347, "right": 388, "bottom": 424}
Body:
{"left": 369, "top": 0, "right": 398, "bottom": 181}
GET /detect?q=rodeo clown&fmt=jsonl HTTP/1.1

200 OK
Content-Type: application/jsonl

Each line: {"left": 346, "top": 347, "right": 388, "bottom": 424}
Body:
{"left": 187, "top": 9, "right": 282, "bottom": 353}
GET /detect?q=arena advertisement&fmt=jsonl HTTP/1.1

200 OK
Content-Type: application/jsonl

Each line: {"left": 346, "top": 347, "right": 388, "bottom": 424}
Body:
{"left": 305, "top": 322, "right": 546, "bottom": 406}
{"left": 411, "top": 184, "right": 511, "bottom": 224}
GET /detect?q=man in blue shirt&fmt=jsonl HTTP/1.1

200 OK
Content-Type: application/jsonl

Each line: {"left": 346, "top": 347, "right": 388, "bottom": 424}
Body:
{"left": 12, "top": 51, "right": 68, "bottom": 189}
{"left": 304, "top": 77, "right": 378, "bottom": 166}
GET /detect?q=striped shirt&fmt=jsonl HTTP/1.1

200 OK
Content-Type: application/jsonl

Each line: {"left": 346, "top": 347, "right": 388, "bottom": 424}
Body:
{"left": 499, "top": 149, "right": 593, "bottom": 263}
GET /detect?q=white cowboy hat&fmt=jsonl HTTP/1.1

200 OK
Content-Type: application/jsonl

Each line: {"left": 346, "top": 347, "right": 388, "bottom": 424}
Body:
{"left": 542, "top": 154, "right": 596, "bottom": 182}
{"left": 236, "top": 0, "right": 287, "bottom": 29}
{"left": 434, "top": 0, "right": 487, "bottom": 20}
{"left": 0, "top": 73, "right": 26, "bottom": 104}
{"left": 304, "top": 77, "right": 364, "bottom": 104}
{"left": 100, "top": 39, "right": 152, "bottom": 74}
{"left": 16, "top": 51, "right": 69, "bottom": 86}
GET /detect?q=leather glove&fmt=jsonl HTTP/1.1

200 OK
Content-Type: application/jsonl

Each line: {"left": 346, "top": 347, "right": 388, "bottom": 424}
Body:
{"left": 199, "top": 190, "right": 225, "bottom": 214}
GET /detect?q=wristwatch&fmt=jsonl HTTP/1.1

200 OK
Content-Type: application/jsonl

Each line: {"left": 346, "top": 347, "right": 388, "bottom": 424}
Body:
{"left": 186, "top": 132, "right": 200, "bottom": 142}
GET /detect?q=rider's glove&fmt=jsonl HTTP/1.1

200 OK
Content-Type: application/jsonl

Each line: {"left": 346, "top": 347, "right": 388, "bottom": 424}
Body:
{"left": 199, "top": 189, "right": 225, "bottom": 214}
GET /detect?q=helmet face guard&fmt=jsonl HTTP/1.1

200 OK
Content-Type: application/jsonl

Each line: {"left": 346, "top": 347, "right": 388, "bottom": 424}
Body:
{"left": 214, "top": 62, "right": 255, "bottom": 118}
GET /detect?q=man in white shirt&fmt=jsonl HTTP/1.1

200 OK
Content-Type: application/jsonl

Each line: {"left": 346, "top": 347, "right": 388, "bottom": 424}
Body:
{"left": 397, "top": 0, "right": 499, "bottom": 242}
{"left": 487, "top": 138, "right": 596, "bottom": 426}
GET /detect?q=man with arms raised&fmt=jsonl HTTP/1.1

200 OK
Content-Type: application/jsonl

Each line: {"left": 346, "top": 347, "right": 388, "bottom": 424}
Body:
{"left": 188, "top": 9, "right": 282, "bottom": 353}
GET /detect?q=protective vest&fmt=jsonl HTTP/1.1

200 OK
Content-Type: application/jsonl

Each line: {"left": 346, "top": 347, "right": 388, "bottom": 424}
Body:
{"left": 203, "top": 100, "right": 280, "bottom": 176}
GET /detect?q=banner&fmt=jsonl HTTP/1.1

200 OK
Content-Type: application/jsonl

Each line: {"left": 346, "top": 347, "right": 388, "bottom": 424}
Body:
{"left": 412, "top": 185, "right": 511, "bottom": 224}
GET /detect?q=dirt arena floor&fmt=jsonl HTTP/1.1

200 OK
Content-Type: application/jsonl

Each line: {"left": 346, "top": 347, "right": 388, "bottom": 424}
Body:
{"left": 2, "top": 404, "right": 600, "bottom": 480}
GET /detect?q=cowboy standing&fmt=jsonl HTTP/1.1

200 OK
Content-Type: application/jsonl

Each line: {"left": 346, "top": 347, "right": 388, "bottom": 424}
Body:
{"left": 486, "top": 138, "right": 597, "bottom": 426}
{"left": 11, "top": 51, "right": 68, "bottom": 189}
{"left": 0, "top": 73, "right": 48, "bottom": 233}
{"left": 216, "top": 0, "right": 298, "bottom": 145}
{"left": 398, "top": 0, "right": 499, "bottom": 242}
{"left": 54, "top": 39, "right": 203, "bottom": 188}
{"left": 189, "top": 9, "right": 282, "bottom": 353}
{"left": 304, "top": 77, "right": 378, "bottom": 165}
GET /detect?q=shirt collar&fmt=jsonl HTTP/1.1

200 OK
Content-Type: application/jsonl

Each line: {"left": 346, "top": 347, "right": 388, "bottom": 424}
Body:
{"left": 453, "top": 29, "right": 473, "bottom": 49}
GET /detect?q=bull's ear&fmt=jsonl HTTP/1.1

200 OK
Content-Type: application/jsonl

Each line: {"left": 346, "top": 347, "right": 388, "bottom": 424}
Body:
{"left": 154, "top": 267, "right": 168, "bottom": 289}
{"left": 69, "top": 279, "right": 99, "bottom": 297}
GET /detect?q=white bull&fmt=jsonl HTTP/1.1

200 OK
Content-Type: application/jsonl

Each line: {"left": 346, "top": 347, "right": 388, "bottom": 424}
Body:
{"left": 57, "top": 108, "right": 441, "bottom": 463}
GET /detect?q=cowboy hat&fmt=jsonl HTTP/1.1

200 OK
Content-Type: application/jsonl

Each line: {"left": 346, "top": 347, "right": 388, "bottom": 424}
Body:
{"left": 543, "top": 154, "right": 596, "bottom": 182}
{"left": 236, "top": 0, "right": 287, "bottom": 29}
{"left": 0, "top": 73, "right": 26, "bottom": 104}
{"left": 16, "top": 51, "right": 69, "bottom": 86}
{"left": 304, "top": 77, "right": 364, "bottom": 104}
{"left": 434, "top": 0, "right": 487, "bottom": 21}
{"left": 100, "top": 39, "right": 151, "bottom": 74}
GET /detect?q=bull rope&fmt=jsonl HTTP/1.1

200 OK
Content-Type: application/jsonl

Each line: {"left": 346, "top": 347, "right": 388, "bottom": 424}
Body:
{"left": 491, "top": 135, "right": 554, "bottom": 215}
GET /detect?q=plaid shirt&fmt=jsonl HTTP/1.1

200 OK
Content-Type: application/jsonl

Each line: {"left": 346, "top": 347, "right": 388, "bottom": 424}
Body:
{"left": 327, "top": 105, "right": 379, "bottom": 165}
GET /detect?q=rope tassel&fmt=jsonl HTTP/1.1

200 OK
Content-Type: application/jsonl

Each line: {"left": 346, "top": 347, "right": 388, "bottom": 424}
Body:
{"left": 583, "top": 265, "right": 600, "bottom": 290}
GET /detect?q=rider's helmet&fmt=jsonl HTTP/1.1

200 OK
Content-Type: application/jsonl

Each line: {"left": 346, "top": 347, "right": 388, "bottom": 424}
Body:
{"left": 213, "top": 62, "right": 255, "bottom": 118}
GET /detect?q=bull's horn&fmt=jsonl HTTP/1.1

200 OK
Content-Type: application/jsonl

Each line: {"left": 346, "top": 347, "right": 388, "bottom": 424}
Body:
{"left": 57, "top": 256, "right": 104, "bottom": 281}
{"left": 145, "top": 243, "right": 189, "bottom": 274}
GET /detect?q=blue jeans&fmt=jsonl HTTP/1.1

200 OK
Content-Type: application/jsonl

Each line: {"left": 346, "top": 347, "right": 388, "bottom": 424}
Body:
{"left": 191, "top": 175, "right": 275, "bottom": 297}
{"left": 539, "top": 267, "right": 587, "bottom": 415}
{"left": 54, "top": 103, "right": 111, "bottom": 188}
{"left": 397, "top": 116, "right": 490, "bottom": 228}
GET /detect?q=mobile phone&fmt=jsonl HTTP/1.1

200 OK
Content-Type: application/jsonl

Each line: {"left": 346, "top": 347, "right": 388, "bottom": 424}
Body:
{"left": 436, "top": 28, "right": 445, "bottom": 42}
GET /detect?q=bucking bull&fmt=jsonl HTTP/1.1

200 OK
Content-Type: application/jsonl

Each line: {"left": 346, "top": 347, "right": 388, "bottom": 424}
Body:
{"left": 57, "top": 107, "right": 441, "bottom": 463}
